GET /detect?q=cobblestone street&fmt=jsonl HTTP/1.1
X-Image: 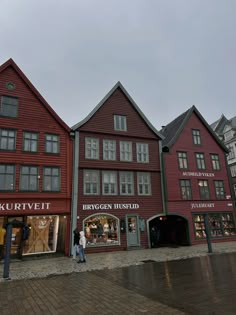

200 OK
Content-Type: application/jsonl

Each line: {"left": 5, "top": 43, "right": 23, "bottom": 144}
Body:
{"left": 1, "top": 242, "right": 236, "bottom": 314}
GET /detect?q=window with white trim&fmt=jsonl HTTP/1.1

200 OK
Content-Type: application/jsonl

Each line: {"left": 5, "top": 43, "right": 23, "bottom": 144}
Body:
{"left": 85, "top": 137, "right": 99, "bottom": 159}
{"left": 120, "top": 171, "right": 134, "bottom": 195}
{"left": 103, "top": 139, "right": 116, "bottom": 160}
{"left": 234, "top": 184, "right": 236, "bottom": 197}
{"left": 214, "top": 180, "right": 225, "bottom": 199}
{"left": 114, "top": 115, "right": 127, "bottom": 131}
{"left": 102, "top": 171, "right": 117, "bottom": 195}
{"left": 20, "top": 166, "right": 38, "bottom": 191}
{"left": 177, "top": 152, "right": 188, "bottom": 169}
{"left": 227, "top": 145, "right": 235, "bottom": 160}
{"left": 23, "top": 131, "right": 38, "bottom": 152}
{"left": 192, "top": 129, "right": 201, "bottom": 145}
{"left": 137, "top": 172, "right": 151, "bottom": 195}
{"left": 120, "top": 141, "right": 132, "bottom": 161}
{"left": 230, "top": 165, "right": 236, "bottom": 177}
{"left": 43, "top": 167, "right": 60, "bottom": 191}
{"left": 0, "top": 96, "right": 18, "bottom": 118}
{"left": 83, "top": 170, "right": 99, "bottom": 195}
{"left": 198, "top": 180, "right": 210, "bottom": 199}
{"left": 210, "top": 154, "right": 220, "bottom": 170}
{"left": 0, "top": 129, "right": 16, "bottom": 150}
{"left": 195, "top": 153, "right": 206, "bottom": 170}
{"left": 45, "top": 134, "right": 59, "bottom": 154}
{"left": 0, "top": 164, "right": 15, "bottom": 191}
{"left": 136, "top": 143, "right": 149, "bottom": 163}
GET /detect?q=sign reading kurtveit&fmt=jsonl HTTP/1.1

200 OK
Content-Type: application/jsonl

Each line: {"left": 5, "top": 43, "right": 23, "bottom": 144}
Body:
{"left": 82, "top": 203, "right": 139, "bottom": 210}
{"left": 0, "top": 202, "right": 51, "bottom": 211}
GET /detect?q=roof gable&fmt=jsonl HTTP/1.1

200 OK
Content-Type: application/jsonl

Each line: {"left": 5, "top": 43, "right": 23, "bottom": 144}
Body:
{"left": 161, "top": 105, "right": 228, "bottom": 153}
{"left": 72, "top": 81, "right": 164, "bottom": 139}
{"left": 0, "top": 58, "right": 70, "bottom": 132}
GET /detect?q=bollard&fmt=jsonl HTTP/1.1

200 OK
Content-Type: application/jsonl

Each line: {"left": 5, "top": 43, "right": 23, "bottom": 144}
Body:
{"left": 3, "top": 224, "right": 12, "bottom": 279}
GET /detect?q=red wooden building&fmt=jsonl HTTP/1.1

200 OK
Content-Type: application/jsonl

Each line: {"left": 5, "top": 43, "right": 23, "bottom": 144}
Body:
{"left": 71, "top": 82, "right": 164, "bottom": 253}
{"left": 0, "top": 59, "right": 72, "bottom": 258}
{"left": 158, "top": 106, "right": 236, "bottom": 246}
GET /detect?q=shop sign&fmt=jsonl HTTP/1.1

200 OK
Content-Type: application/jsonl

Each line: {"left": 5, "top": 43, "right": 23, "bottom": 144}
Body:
{"left": 191, "top": 203, "right": 215, "bottom": 209}
{"left": 82, "top": 203, "right": 140, "bottom": 210}
{"left": 0, "top": 202, "right": 51, "bottom": 211}
{"left": 182, "top": 171, "right": 215, "bottom": 177}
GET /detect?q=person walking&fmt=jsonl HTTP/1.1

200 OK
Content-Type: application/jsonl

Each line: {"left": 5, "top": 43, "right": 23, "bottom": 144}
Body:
{"left": 0, "top": 226, "right": 6, "bottom": 261}
{"left": 78, "top": 231, "right": 86, "bottom": 263}
{"left": 73, "top": 228, "right": 80, "bottom": 260}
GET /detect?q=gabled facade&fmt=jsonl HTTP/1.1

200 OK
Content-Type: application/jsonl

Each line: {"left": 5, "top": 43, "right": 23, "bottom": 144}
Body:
{"left": 71, "top": 82, "right": 164, "bottom": 253}
{"left": 159, "top": 106, "right": 236, "bottom": 245}
{"left": 211, "top": 115, "right": 236, "bottom": 202}
{"left": 0, "top": 59, "right": 72, "bottom": 257}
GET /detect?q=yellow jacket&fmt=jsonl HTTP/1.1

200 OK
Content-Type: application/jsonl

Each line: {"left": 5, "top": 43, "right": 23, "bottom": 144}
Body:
{"left": 0, "top": 228, "right": 6, "bottom": 245}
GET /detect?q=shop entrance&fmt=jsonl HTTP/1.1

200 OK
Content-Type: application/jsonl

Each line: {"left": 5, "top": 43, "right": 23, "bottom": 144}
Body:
{"left": 149, "top": 215, "right": 190, "bottom": 248}
{"left": 7, "top": 217, "right": 24, "bottom": 259}
{"left": 126, "top": 215, "right": 140, "bottom": 247}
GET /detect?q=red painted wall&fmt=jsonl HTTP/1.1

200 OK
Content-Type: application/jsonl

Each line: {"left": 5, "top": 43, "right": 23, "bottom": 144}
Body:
{"left": 0, "top": 64, "right": 73, "bottom": 255}
{"left": 76, "top": 88, "right": 164, "bottom": 252}
{"left": 164, "top": 112, "right": 235, "bottom": 244}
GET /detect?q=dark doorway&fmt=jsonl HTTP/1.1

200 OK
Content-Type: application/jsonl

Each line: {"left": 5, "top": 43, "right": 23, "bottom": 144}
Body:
{"left": 149, "top": 215, "right": 189, "bottom": 248}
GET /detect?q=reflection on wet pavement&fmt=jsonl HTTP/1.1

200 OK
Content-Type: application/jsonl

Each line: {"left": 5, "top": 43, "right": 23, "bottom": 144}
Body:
{"left": 93, "top": 252, "right": 236, "bottom": 315}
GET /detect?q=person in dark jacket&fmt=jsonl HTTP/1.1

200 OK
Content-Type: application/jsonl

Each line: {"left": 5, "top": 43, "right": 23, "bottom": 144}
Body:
{"left": 73, "top": 228, "right": 80, "bottom": 260}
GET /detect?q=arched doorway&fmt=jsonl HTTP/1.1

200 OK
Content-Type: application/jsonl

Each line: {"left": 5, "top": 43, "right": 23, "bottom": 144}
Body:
{"left": 149, "top": 215, "right": 190, "bottom": 248}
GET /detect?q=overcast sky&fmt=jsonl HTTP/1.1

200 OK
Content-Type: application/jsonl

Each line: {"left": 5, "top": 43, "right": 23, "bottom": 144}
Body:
{"left": 1, "top": 0, "right": 236, "bottom": 129}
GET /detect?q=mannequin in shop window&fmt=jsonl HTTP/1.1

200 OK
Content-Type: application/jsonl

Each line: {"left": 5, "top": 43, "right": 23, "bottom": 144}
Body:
{"left": 97, "top": 221, "right": 103, "bottom": 238}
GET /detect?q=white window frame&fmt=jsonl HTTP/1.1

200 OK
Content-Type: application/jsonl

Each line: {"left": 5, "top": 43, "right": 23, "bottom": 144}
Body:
{"left": 119, "top": 171, "right": 134, "bottom": 195}
{"left": 224, "top": 130, "right": 234, "bottom": 141}
{"left": 136, "top": 143, "right": 149, "bottom": 163}
{"left": 120, "top": 141, "right": 132, "bottom": 162}
{"left": 103, "top": 139, "right": 116, "bottom": 160}
{"left": 0, "top": 96, "right": 18, "bottom": 118}
{"left": 85, "top": 137, "right": 99, "bottom": 160}
{"left": 45, "top": 134, "right": 59, "bottom": 154}
{"left": 43, "top": 167, "right": 60, "bottom": 192}
{"left": 102, "top": 171, "right": 117, "bottom": 195}
{"left": 0, "top": 128, "right": 16, "bottom": 150}
{"left": 230, "top": 165, "right": 236, "bottom": 177}
{"left": 234, "top": 184, "right": 236, "bottom": 197}
{"left": 227, "top": 145, "right": 235, "bottom": 160}
{"left": 83, "top": 170, "right": 100, "bottom": 195}
{"left": 114, "top": 115, "right": 127, "bottom": 131}
{"left": 23, "top": 131, "right": 38, "bottom": 152}
{"left": 137, "top": 172, "right": 151, "bottom": 195}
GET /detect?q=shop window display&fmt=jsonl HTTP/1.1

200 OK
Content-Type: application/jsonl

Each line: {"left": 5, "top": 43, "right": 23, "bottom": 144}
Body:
{"left": 193, "top": 213, "right": 236, "bottom": 239}
{"left": 23, "top": 215, "right": 59, "bottom": 255}
{"left": 84, "top": 214, "right": 119, "bottom": 246}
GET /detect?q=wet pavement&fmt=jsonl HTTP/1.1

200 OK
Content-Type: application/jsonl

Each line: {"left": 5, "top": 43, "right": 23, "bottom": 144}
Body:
{"left": 93, "top": 252, "right": 236, "bottom": 314}
{"left": 1, "top": 242, "right": 236, "bottom": 314}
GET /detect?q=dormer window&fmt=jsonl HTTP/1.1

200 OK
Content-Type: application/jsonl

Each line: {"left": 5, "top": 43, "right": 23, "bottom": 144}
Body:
{"left": 114, "top": 115, "right": 127, "bottom": 131}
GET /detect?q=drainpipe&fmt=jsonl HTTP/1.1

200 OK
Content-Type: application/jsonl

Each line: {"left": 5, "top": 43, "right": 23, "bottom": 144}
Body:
{"left": 159, "top": 140, "right": 168, "bottom": 216}
{"left": 70, "top": 130, "right": 79, "bottom": 256}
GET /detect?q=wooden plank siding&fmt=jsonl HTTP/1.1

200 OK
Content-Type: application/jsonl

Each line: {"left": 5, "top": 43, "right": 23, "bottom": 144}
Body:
{"left": 164, "top": 111, "right": 236, "bottom": 244}
{"left": 75, "top": 85, "right": 164, "bottom": 253}
{"left": 0, "top": 61, "right": 72, "bottom": 255}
